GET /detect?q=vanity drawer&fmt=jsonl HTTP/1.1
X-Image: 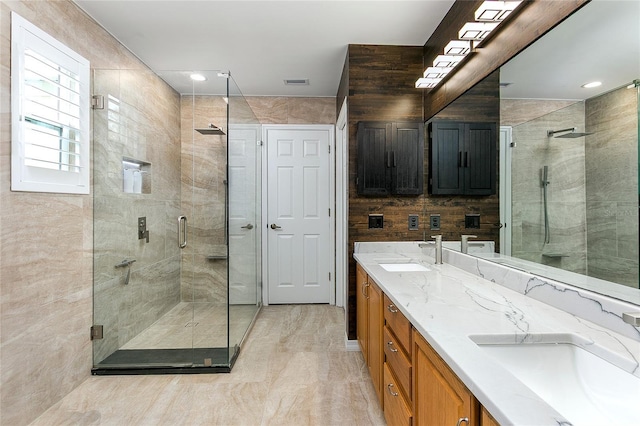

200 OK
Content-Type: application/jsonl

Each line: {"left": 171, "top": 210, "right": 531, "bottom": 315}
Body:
{"left": 384, "top": 294, "right": 412, "bottom": 355}
{"left": 383, "top": 362, "right": 412, "bottom": 426}
{"left": 384, "top": 326, "right": 411, "bottom": 401}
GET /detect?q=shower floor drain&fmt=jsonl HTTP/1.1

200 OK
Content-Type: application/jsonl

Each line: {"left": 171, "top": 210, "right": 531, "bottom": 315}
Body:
{"left": 185, "top": 321, "right": 199, "bottom": 328}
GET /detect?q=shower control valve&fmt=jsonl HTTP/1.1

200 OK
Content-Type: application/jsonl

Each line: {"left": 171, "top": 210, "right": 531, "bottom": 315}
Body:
{"left": 138, "top": 217, "right": 149, "bottom": 243}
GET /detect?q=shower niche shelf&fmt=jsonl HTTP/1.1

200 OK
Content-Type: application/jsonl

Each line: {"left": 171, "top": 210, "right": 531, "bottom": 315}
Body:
{"left": 122, "top": 157, "right": 151, "bottom": 194}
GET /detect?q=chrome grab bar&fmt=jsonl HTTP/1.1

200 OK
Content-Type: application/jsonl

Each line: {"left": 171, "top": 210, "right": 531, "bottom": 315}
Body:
{"left": 178, "top": 216, "right": 187, "bottom": 248}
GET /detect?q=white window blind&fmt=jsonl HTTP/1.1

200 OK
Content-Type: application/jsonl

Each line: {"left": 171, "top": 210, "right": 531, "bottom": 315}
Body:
{"left": 11, "top": 12, "right": 90, "bottom": 194}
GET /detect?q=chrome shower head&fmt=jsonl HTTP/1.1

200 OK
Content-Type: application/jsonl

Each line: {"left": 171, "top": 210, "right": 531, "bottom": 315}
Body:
{"left": 547, "top": 127, "right": 592, "bottom": 138}
{"left": 195, "top": 124, "right": 226, "bottom": 135}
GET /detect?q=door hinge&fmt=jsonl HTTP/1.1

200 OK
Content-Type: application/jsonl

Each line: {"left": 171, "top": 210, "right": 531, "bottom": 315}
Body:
{"left": 91, "top": 95, "right": 104, "bottom": 110}
{"left": 258, "top": 140, "right": 264, "bottom": 146}
{"left": 329, "top": 272, "right": 331, "bottom": 281}
{"left": 91, "top": 325, "right": 103, "bottom": 340}
{"left": 328, "top": 145, "right": 331, "bottom": 154}
{"left": 328, "top": 208, "right": 331, "bottom": 216}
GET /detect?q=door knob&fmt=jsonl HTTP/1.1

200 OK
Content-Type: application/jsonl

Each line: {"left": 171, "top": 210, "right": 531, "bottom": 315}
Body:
{"left": 270, "top": 223, "right": 282, "bottom": 230}
{"left": 241, "top": 223, "right": 254, "bottom": 230}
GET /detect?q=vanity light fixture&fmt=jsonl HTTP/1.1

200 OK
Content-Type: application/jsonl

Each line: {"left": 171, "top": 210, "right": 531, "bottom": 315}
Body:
{"left": 416, "top": 0, "right": 523, "bottom": 90}
{"left": 459, "top": 22, "right": 499, "bottom": 41}
{"left": 581, "top": 81, "right": 602, "bottom": 88}
{"left": 475, "top": 1, "right": 522, "bottom": 22}
{"left": 415, "top": 78, "right": 442, "bottom": 89}
{"left": 190, "top": 73, "right": 207, "bottom": 82}
{"left": 423, "top": 67, "right": 452, "bottom": 79}
{"left": 444, "top": 40, "right": 472, "bottom": 55}
{"left": 433, "top": 55, "right": 463, "bottom": 68}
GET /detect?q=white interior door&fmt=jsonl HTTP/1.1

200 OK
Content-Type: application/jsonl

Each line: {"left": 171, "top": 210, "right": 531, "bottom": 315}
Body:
{"left": 266, "top": 126, "right": 332, "bottom": 304}
{"left": 228, "top": 125, "right": 259, "bottom": 304}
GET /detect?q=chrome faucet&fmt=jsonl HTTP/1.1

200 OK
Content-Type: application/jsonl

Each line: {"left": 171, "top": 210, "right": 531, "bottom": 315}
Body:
{"left": 623, "top": 312, "right": 640, "bottom": 327}
{"left": 461, "top": 235, "right": 477, "bottom": 254}
{"left": 432, "top": 234, "right": 442, "bottom": 264}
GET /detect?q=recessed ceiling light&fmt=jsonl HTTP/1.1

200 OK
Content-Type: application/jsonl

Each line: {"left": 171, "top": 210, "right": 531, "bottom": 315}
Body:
{"left": 190, "top": 73, "right": 207, "bottom": 82}
{"left": 581, "top": 81, "right": 602, "bottom": 89}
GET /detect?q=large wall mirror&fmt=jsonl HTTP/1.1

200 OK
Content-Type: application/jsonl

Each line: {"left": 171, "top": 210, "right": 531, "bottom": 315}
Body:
{"left": 477, "top": 0, "right": 639, "bottom": 302}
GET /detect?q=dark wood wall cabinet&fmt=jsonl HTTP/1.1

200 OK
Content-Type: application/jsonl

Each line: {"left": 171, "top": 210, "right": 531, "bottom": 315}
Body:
{"left": 428, "top": 121, "right": 496, "bottom": 196}
{"left": 357, "top": 121, "right": 424, "bottom": 196}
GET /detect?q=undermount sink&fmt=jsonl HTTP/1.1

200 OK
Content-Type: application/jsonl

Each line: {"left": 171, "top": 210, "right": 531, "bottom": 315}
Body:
{"left": 379, "top": 263, "right": 430, "bottom": 272}
{"left": 470, "top": 333, "right": 640, "bottom": 425}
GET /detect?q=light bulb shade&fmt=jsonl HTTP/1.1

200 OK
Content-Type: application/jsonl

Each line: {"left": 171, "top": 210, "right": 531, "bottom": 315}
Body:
{"left": 444, "top": 40, "right": 471, "bottom": 56}
{"left": 475, "top": 1, "right": 522, "bottom": 21}
{"left": 433, "top": 55, "right": 463, "bottom": 68}
{"left": 415, "top": 77, "right": 442, "bottom": 89}
{"left": 423, "top": 67, "right": 452, "bottom": 79}
{"left": 458, "top": 22, "right": 499, "bottom": 41}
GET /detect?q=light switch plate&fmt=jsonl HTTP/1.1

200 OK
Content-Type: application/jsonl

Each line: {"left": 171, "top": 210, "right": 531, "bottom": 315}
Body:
{"left": 430, "top": 214, "right": 440, "bottom": 231}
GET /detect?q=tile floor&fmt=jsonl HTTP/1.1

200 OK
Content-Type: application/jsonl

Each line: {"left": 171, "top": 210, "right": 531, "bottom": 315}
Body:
{"left": 120, "top": 303, "right": 259, "bottom": 350}
{"left": 32, "top": 305, "right": 386, "bottom": 425}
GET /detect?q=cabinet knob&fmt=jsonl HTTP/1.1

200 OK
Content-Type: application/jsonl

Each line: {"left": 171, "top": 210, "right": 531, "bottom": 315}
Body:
{"left": 387, "top": 341, "right": 398, "bottom": 353}
{"left": 456, "top": 418, "right": 469, "bottom": 426}
{"left": 387, "top": 304, "right": 398, "bottom": 313}
{"left": 387, "top": 383, "right": 399, "bottom": 397}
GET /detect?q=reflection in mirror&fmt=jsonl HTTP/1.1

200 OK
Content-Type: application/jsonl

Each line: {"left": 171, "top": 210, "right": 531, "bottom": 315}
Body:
{"left": 493, "top": 0, "right": 640, "bottom": 296}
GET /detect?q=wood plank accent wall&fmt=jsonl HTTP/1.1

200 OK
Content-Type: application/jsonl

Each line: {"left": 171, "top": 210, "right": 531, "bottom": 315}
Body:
{"left": 423, "top": 0, "right": 588, "bottom": 120}
{"left": 343, "top": 1, "right": 588, "bottom": 341}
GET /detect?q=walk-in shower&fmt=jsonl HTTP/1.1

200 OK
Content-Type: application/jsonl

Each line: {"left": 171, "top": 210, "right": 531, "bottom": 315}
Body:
{"left": 91, "top": 69, "right": 262, "bottom": 374}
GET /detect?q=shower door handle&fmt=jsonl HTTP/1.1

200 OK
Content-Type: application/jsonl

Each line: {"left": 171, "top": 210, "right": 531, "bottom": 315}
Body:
{"left": 178, "top": 216, "right": 187, "bottom": 248}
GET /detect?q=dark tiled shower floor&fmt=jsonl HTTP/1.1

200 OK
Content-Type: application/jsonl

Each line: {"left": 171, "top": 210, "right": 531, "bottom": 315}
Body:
{"left": 98, "top": 347, "right": 230, "bottom": 367}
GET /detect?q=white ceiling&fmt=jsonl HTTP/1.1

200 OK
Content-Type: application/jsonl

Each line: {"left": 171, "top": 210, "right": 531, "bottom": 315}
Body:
{"left": 74, "top": 0, "right": 455, "bottom": 96}
{"left": 500, "top": 1, "right": 640, "bottom": 101}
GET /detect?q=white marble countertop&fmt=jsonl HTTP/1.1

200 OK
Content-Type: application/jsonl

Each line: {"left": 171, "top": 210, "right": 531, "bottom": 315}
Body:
{"left": 354, "top": 242, "right": 640, "bottom": 426}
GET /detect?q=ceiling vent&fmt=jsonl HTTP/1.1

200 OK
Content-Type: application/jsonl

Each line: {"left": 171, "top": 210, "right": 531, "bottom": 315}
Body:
{"left": 284, "top": 79, "right": 309, "bottom": 86}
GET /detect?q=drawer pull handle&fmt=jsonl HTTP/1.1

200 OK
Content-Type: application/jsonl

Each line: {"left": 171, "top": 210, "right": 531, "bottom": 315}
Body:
{"left": 456, "top": 418, "right": 469, "bottom": 426}
{"left": 387, "top": 341, "right": 398, "bottom": 353}
{"left": 387, "top": 304, "right": 398, "bottom": 313}
{"left": 387, "top": 383, "right": 399, "bottom": 397}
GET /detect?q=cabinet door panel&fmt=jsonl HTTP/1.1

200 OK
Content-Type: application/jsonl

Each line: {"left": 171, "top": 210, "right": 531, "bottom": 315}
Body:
{"left": 357, "top": 121, "right": 392, "bottom": 195}
{"left": 384, "top": 363, "right": 413, "bottom": 426}
{"left": 369, "top": 279, "right": 384, "bottom": 406}
{"left": 413, "top": 330, "right": 479, "bottom": 426}
{"left": 430, "top": 121, "right": 465, "bottom": 194}
{"left": 465, "top": 122, "right": 496, "bottom": 195}
{"left": 392, "top": 122, "right": 424, "bottom": 195}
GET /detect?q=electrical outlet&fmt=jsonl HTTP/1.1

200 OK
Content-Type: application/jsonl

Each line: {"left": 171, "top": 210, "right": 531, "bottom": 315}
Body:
{"left": 408, "top": 214, "right": 419, "bottom": 230}
{"left": 369, "top": 214, "right": 383, "bottom": 229}
{"left": 429, "top": 214, "right": 440, "bottom": 231}
{"left": 465, "top": 214, "right": 480, "bottom": 229}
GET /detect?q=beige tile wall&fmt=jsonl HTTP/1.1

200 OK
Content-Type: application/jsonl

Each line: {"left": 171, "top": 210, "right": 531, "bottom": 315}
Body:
{"left": 0, "top": 2, "right": 337, "bottom": 424}
{"left": 0, "top": 1, "right": 179, "bottom": 425}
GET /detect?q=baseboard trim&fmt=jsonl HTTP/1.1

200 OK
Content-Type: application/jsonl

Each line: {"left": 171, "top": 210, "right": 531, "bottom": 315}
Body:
{"left": 345, "top": 337, "right": 360, "bottom": 352}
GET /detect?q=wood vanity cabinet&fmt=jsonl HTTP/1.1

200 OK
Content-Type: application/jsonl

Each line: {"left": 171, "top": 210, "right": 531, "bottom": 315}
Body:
{"left": 383, "top": 295, "right": 413, "bottom": 426}
{"left": 428, "top": 120, "right": 496, "bottom": 195}
{"left": 356, "top": 121, "right": 424, "bottom": 196}
{"left": 481, "top": 407, "right": 500, "bottom": 426}
{"left": 413, "top": 329, "right": 480, "bottom": 426}
{"left": 356, "top": 263, "right": 384, "bottom": 405}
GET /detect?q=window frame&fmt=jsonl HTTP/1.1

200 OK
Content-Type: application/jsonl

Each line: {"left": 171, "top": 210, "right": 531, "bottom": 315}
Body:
{"left": 11, "top": 12, "right": 90, "bottom": 194}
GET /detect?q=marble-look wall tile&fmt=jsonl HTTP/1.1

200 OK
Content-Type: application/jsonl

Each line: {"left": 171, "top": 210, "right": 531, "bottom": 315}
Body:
{"left": 246, "top": 96, "right": 336, "bottom": 124}
{"left": 93, "top": 69, "right": 182, "bottom": 360}
{"left": 585, "top": 86, "right": 638, "bottom": 287}
{"left": 0, "top": 2, "right": 181, "bottom": 424}
{"left": 509, "top": 101, "right": 587, "bottom": 271}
